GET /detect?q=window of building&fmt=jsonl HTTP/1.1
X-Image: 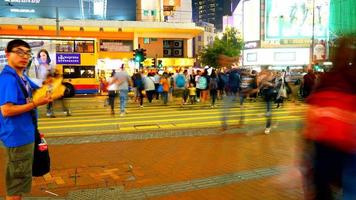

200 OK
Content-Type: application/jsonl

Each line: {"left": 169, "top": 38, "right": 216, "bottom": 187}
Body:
{"left": 198, "top": 36, "right": 202, "bottom": 41}
{"left": 151, "top": 10, "right": 156, "bottom": 16}
{"left": 143, "top": 10, "right": 149, "bottom": 16}
{"left": 144, "top": 38, "right": 150, "bottom": 44}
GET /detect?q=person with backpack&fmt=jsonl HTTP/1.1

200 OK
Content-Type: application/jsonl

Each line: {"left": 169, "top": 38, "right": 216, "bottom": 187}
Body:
{"left": 209, "top": 69, "right": 218, "bottom": 108}
{"left": 217, "top": 68, "right": 227, "bottom": 100}
{"left": 174, "top": 69, "right": 187, "bottom": 106}
{"left": 197, "top": 69, "right": 208, "bottom": 103}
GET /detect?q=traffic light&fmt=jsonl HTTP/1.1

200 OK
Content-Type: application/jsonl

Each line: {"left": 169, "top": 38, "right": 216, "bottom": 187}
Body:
{"left": 133, "top": 48, "right": 146, "bottom": 63}
{"left": 157, "top": 60, "right": 163, "bottom": 68}
{"left": 152, "top": 58, "right": 156, "bottom": 67}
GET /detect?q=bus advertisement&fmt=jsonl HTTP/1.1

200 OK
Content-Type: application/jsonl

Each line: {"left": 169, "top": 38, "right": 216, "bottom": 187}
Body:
{"left": 0, "top": 37, "right": 99, "bottom": 96}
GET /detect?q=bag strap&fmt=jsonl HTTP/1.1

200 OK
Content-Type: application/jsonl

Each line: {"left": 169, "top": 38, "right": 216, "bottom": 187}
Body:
{"left": 4, "top": 71, "right": 38, "bottom": 126}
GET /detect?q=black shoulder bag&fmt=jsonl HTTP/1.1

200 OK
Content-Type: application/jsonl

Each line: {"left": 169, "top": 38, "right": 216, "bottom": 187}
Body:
{"left": 16, "top": 77, "right": 51, "bottom": 177}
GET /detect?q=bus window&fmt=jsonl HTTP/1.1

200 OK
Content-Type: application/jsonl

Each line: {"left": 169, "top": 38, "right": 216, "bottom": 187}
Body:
{"left": 63, "top": 66, "right": 95, "bottom": 78}
{"left": 80, "top": 68, "right": 95, "bottom": 78}
{"left": 56, "top": 41, "right": 74, "bottom": 52}
{"left": 74, "top": 41, "right": 94, "bottom": 53}
{"left": 63, "top": 66, "right": 80, "bottom": 78}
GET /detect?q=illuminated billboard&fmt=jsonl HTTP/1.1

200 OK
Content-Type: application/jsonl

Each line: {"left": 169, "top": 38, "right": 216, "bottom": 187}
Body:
{"left": 265, "top": 0, "right": 329, "bottom": 39}
{"left": 243, "top": 0, "right": 260, "bottom": 42}
{"left": 0, "top": 0, "right": 136, "bottom": 20}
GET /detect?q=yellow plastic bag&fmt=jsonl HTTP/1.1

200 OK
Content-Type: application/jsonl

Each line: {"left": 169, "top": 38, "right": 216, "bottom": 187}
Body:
{"left": 33, "top": 77, "right": 65, "bottom": 102}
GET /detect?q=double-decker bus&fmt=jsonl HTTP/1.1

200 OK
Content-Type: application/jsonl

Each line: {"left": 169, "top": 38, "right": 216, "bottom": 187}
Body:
{"left": 0, "top": 37, "right": 99, "bottom": 97}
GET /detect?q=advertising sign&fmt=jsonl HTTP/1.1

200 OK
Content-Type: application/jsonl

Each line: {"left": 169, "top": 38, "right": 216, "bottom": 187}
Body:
{"left": 99, "top": 40, "right": 133, "bottom": 52}
{"left": 243, "top": 0, "right": 260, "bottom": 42}
{"left": 265, "top": 0, "right": 329, "bottom": 39}
{"left": 56, "top": 54, "right": 81, "bottom": 65}
{"left": 0, "top": 0, "right": 136, "bottom": 20}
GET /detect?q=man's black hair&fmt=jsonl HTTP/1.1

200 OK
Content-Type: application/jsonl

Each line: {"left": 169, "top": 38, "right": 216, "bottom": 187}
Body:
{"left": 5, "top": 39, "right": 31, "bottom": 52}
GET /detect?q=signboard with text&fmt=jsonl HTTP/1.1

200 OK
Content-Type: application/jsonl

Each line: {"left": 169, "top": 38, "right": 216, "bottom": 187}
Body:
{"left": 56, "top": 54, "right": 81, "bottom": 65}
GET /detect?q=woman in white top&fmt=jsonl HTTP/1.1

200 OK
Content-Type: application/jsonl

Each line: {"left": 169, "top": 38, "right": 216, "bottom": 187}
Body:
{"left": 107, "top": 70, "right": 118, "bottom": 114}
{"left": 144, "top": 73, "right": 156, "bottom": 103}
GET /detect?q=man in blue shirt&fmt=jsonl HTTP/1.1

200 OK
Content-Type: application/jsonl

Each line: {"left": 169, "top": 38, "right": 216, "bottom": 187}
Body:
{"left": 0, "top": 39, "right": 52, "bottom": 200}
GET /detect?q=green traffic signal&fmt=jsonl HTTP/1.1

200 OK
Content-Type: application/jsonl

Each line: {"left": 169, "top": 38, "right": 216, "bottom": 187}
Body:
{"left": 135, "top": 54, "right": 142, "bottom": 62}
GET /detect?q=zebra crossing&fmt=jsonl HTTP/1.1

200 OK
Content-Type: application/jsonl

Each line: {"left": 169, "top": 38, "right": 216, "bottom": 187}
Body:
{"left": 37, "top": 96, "right": 306, "bottom": 137}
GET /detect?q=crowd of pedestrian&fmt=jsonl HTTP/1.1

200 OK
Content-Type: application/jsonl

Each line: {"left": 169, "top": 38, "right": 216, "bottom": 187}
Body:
{"left": 105, "top": 62, "right": 323, "bottom": 136}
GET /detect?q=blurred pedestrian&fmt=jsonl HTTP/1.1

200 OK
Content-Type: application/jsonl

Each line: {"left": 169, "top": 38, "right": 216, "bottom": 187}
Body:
{"left": 302, "top": 68, "right": 316, "bottom": 99}
{"left": 114, "top": 64, "right": 131, "bottom": 116}
{"left": 209, "top": 69, "right": 218, "bottom": 108}
{"left": 220, "top": 64, "right": 241, "bottom": 129}
{"left": 107, "top": 70, "right": 118, "bottom": 115}
{"left": 259, "top": 70, "right": 277, "bottom": 134}
{"left": 160, "top": 72, "right": 170, "bottom": 105}
{"left": 144, "top": 73, "right": 156, "bottom": 103}
{"left": 301, "top": 37, "right": 356, "bottom": 200}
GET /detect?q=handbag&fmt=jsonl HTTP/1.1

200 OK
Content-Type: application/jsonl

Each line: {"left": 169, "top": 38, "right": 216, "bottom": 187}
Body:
{"left": 157, "top": 84, "right": 163, "bottom": 93}
{"left": 16, "top": 76, "right": 51, "bottom": 177}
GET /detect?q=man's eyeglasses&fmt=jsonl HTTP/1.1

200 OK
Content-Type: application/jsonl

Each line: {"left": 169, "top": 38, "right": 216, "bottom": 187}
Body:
{"left": 10, "top": 49, "right": 33, "bottom": 58}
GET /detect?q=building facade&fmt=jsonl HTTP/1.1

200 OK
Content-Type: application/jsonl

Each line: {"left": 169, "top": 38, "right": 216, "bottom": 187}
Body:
{"left": 192, "top": 0, "right": 231, "bottom": 31}
{"left": 236, "top": 0, "right": 330, "bottom": 70}
{"left": 0, "top": 0, "right": 203, "bottom": 70}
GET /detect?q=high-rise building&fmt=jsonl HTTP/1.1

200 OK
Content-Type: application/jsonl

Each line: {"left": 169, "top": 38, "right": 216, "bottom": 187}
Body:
{"left": 192, "top": 0, "right": 232, "bottom": 31}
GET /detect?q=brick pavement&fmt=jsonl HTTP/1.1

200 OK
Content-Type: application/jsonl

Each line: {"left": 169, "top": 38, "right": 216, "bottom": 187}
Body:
{"left": 0, "top": 126, "right": 305, "bottom": 199}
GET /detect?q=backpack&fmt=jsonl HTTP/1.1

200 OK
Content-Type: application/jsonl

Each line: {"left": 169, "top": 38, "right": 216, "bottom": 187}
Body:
{"left": 209, "top": 78, "right": 218, "bottom": 90}
{"left": 176, "top": 74, "right": 185, "bottom": 88}
{"left": 135, "top": 77, "right": 144, "bottom": 90}
{"left": 198, "top": 76, "right": 207, "bottom": 89}
{"left": 228, "top": 71, "right": 241, "bottom": 88}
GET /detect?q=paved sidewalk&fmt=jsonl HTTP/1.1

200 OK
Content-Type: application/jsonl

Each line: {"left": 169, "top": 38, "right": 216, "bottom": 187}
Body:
{"left": 0, "top": 128, "right": 304, "bottom": 199}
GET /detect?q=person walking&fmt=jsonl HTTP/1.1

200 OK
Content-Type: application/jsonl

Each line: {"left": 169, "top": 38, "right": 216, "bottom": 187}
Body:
{"left": 114, "top": 64, "right": 131, "bottom": 116}
{"left": 0, "top": 39, "right": 52, "bottom": 200}
{"left": 259, "top": 70, "right": 277, "bottom": 134}
{"left": 209, "top": 69, "right": 218, "bottom": 108}
{"left": 107, "top": 70, "right": 118, "bottom": 115}
{"left": 301, "top": 37, "right": 356, "bottom": 200}
{"left": 160, "top": 72, "right": 170, "bottom": 105}
{"left": 220, "top": 64, "right": 241, "bottom": 129}
{"left": 144, "top": 73, "right": 156, "bottom": 103}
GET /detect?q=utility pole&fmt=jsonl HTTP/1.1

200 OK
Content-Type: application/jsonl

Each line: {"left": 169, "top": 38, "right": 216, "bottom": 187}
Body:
{"left": 56, "top": 7, "right": 60, "bottom": 36}
{"left": 310, "top": 0, "right": 315, "bottom": 65}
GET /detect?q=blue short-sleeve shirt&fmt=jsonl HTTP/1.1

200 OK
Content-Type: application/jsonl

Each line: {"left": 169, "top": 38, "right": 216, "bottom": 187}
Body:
{"left": 0, "top": 65, "right": 39, "bottom": 147}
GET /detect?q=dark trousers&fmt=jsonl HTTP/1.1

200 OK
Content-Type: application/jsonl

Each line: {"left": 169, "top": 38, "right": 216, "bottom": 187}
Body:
{"left": 310, "top": 142, "right": 356, "bottom": 200}
{"left": 154, "top": 83, "right": 160, "bottom": 99}
{"left": 162, "top": 92, "right": 168, "bottom": 105}
{"left": 210, "top": 89, "right": 217, "bottom": 105}
{"left": 146, "top": 90, "right": 155, "bottom": 103}
{"left": 108, "top": 91, "right": 116, "bottom": 111}
{"left": 265, "top": 97, "right": 272, "bottom": 128}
